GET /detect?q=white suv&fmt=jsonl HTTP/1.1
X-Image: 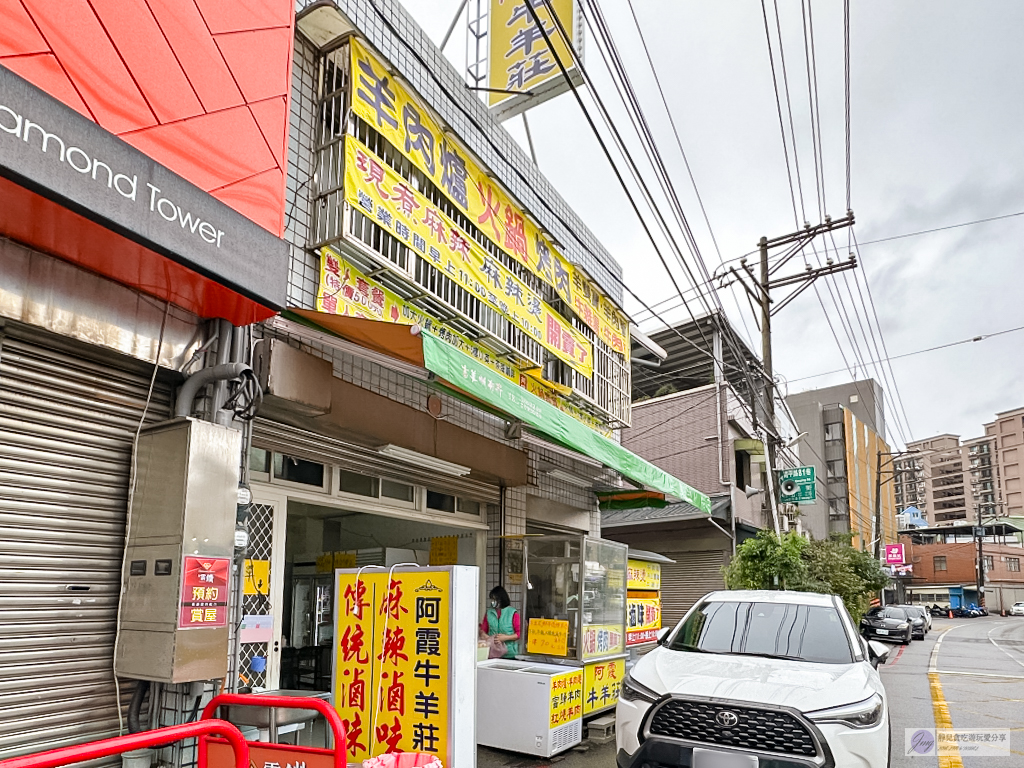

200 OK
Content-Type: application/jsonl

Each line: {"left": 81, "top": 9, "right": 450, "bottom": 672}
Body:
{"left": 616, "top": 590, "right": 890, "bottom": 768}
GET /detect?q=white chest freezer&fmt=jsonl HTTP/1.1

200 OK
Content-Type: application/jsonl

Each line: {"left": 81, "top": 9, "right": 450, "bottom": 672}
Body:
{"left": 477, "top": 660, "right": 583, "bottom": 757}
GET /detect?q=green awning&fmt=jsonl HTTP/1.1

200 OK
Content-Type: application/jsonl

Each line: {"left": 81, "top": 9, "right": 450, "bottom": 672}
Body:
{"left": 421, "top": 333, "right": 711, "bottom": 513}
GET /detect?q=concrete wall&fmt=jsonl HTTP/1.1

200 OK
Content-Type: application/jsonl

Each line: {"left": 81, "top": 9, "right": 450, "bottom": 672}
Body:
{"left": 904, "top": 540, "right": 1024, "bottom": 586}
{"left": 987, "top": 407, "right": 1024, "bottom": 515}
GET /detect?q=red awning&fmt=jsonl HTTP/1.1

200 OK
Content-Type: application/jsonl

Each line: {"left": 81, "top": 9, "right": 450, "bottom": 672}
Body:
{"left": 0, "top": 176, "right": 276, "bottom": 326}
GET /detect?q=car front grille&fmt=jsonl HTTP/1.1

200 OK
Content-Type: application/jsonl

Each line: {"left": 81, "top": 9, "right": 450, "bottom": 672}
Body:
{"left": 648, "top": 698, "right": 819, "bottom": 758}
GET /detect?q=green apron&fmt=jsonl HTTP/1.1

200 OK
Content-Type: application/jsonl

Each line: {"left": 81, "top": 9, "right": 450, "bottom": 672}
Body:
{"left": 486, "top": 606, "right": 519, "bottom": 657}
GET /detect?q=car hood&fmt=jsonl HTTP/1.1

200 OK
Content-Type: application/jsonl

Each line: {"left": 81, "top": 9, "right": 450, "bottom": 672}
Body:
{"left": 633, "top": 647, "right": 881, "bottom": 714}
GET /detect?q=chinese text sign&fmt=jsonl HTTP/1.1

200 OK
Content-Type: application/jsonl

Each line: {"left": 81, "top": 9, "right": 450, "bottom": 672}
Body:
{"left": 178, "top": 556, "right": 229, "bottom": 629}
{"left": 334, "top": 570, "right": 451, "bottom": 763}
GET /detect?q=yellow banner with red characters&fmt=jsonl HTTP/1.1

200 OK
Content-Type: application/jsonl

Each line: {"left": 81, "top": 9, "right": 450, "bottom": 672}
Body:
{"left": 333, "top": 570, "right": 450, "bottom": 762}
{"left": 349, "top": 37, "right": 629, "bottom": 358}
{"left": 548, "top": 668, "right": 584, "bottom": 730}
{"left": 345, "top": 136, "right": 593, "bottom": 378}
{"left": 316, "top": 247, "right": 611, "bottom": 435}
{"left": 627, "top": 559, "right": 661, "bottom": 590}
{"left": 626, "top": 595, "right": 661, "bottom": 646}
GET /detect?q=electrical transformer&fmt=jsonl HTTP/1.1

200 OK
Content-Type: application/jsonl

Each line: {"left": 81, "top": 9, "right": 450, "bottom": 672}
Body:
{"left": 114, "top": 418, "right": 241, "bottom": 683}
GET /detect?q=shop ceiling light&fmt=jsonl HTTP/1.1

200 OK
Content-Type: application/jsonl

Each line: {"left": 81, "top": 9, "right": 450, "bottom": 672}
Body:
{"left": 377, "top": 444, "right": 471, "bottom": 477}
{"left": 546, "top": 468, "right": 594, "bottom": 488}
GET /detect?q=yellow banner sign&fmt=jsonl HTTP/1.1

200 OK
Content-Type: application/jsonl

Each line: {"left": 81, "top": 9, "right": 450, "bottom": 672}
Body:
{"left": 583, "top": 658, "right": 624, "bottom": 715}
{"left": 548, "top": 667, "right": 584, "bottom": 730}
{"left": 627, "top": 559, "right": 661, "bottom": 590}
{"left": 581, "top": 623, "right": 624, "bottom": 660}
{"left": 626, "top": 595, "right": 661, "bottom": 646}
{"left": 334, "top": 552, "right": 357, "bottom": 569}
{"left": 349, "top": 38, "right": 629, "bottom": 357}
{"left": 334, "top": 570, "right": 450, "bottom": 762}
{"left": 242, "top": 559, "right": 269, "bottom": 595}
{"left": 487, "top": 0, "right": 576, "bottom": 107}
{"left": 345, "top": 136, "right": 593, "bottom": 377}
{"left": 316, "top": 247, "right": 611, "bottom": 436}
{"left": 526, "top": 618, "right": 570, "bottom": 656}
{"left": 428, "top": 536, "right": 459, "bottom": 566}
{"left": 315, "top": 553, "right": 333, "bottom": 574}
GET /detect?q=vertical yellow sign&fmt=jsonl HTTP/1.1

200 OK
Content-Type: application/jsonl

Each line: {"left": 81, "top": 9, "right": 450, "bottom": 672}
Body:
{"left": 334, "top": 571, "right": 450, "bottom": 762}
{"left": 583, "top": 658, "right": 624, "bottom": 715}
{"left": 242, "top": 559, "right": 269, "bottom": 595}
{"left": 487, "top": 0, "right": 577, "bottom": 107}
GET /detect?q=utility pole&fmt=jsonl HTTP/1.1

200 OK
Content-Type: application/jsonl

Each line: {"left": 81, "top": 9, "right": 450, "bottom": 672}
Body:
{"left": 976, "top": 503, "right": 985, "bottom": 608}
{"left": 873, "top": 450, "right": 884, "bottom": 559}
{"left": 727, "top": 213, "right": 856, "bottom": 534}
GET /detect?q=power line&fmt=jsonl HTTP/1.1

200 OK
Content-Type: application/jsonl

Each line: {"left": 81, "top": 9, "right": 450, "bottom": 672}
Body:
{"left": 529, "top": 0, "right": 766, "bottom": 424}
{"left": 759, "top": 0, "right": 901, "bottom": 451}
{"left": 635, "top": 207, "right": 1024, "bottom": 324}
{"left": 851, "top": 228, "right": 914, "bottom": 438}
{"left": 787, "top": 323, "right": 1024, "bottom": 384}
{"left": 624, "top": 0, "right": 759, "bottom": 353}
{"left": 843, "top": 0, "right": 851, "bottom": 211}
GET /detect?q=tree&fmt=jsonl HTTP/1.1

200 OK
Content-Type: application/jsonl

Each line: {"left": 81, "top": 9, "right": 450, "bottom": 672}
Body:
{"left": 723, "top": 530, "right": 890, "bottom": 623}
{"left": 722, "top": 529, "right": 808, "bottom": 590}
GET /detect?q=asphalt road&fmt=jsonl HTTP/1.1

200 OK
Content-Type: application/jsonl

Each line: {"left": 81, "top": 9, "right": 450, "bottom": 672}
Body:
{"left": 884, "top": 616, "right": 1024, "bottom": 768}
{"left": 478, "top": 617, "right": 1024, "bottom": 768}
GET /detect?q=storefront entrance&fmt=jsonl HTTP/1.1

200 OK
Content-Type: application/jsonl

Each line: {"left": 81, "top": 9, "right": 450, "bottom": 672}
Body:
{"left": 246, "top": 451, "right": 491, "bottom": 693}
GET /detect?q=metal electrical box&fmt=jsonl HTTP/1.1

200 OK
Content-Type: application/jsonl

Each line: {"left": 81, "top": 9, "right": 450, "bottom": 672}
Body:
{"left": 114, "top": 418, "right": 241, "bottom": 683}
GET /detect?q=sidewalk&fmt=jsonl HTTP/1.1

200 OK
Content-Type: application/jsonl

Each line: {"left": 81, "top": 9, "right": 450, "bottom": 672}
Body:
{"left": 478, "top": 740, "right": 616, "bottom": 768}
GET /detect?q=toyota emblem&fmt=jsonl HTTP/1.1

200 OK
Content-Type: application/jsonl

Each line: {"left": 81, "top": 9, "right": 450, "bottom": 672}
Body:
{"left": 715, "top": 710, "right": 739, "bottom": 727}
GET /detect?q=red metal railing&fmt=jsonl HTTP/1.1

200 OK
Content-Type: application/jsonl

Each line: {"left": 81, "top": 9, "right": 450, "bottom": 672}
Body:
{"left": 201, "top": 694, "right": 347, "bottom": 768}
{"left": 0, "top": 720, "right": 249, "bottom": 768}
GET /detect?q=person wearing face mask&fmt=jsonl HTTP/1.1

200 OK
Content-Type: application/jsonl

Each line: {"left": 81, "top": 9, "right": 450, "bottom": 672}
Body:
{"left": 480, "top": 585, "right": 520, "bottom": 658}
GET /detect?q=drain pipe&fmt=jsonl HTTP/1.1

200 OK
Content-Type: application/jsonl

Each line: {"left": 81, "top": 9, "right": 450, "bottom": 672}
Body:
{"left": 174, "top": 362, "right": 250, "bottom": 419}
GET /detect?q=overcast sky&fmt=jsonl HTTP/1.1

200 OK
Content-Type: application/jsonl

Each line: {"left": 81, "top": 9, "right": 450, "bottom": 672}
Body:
{"left": 404, "top": 1, "right": 1024, "bottom": 446}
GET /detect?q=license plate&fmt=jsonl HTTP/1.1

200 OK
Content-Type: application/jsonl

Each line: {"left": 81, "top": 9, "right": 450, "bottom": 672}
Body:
{"left": 876, "top": 628, "right": 888, "bottom": 635}
{"left": 692, "top": 747, "right": 758, "bottom": 768}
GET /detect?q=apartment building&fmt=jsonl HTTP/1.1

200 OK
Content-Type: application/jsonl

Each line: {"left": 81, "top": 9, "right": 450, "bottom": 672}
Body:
{"left": 902, "top": 435, "right": 967, "bottom": 524}
{"left": 893, "top": 453, "right": 926, "bottom": 516}
{"left": 984, "top": 407, "right": 1024, "bottom": 516}
{"left": 787, "top": 380, "right": 897, "bottom": 546}
{"left": 964, "top": 435, "right": 1001, "bottom": 520}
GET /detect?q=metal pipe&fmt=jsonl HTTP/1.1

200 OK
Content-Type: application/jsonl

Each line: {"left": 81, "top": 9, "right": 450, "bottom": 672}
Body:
{"left": 173, "top": 363, "right": 250, "bottom": 419}
{"left": 211, "top": 319, "right": 234, "bottom": 425}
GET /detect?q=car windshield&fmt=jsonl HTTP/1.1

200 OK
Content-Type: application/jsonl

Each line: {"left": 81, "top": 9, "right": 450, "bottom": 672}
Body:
{"left": 669, "top": 600, "right": 854, "bottom": 664}
{"left": 902, "top": 606, "right": 925, "bottom": 618}
{"left": 882, "top": 607, "right": 908, "bottom": 620}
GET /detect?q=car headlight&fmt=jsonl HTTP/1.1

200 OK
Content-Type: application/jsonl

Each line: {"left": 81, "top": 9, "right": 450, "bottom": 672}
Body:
{"left": 806, "top": 693, "right": 884, "bottom": 729}
{"left": 620, "top": 671, "right": 660, "bottom": 704}
{"left": 897, "top": 622, "right": 909, "bottom": 629}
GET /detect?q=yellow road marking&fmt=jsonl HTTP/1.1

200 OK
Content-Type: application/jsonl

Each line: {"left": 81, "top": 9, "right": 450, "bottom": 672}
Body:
{"left": 928, "top": 625, "right": 964, "bottom": 768}
{"left": 928, "top": 672, "right": 964, "bottom": 768}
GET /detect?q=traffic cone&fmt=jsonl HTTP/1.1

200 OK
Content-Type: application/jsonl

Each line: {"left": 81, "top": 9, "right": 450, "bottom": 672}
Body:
{"left": 948, "top": 609, "right": 954, "bottom": 619}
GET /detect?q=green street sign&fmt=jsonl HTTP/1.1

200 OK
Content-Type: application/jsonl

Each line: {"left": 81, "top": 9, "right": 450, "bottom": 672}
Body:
{"left": 778, "top": 466, "right": 816, "bottom": 504}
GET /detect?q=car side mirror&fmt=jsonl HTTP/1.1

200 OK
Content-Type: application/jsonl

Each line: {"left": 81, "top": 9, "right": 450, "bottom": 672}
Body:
{"left": 867, "top": 640, "right": 890, "bottom": 668}
{"left": 656, "top": 627, "right": 671, "bottom": 645}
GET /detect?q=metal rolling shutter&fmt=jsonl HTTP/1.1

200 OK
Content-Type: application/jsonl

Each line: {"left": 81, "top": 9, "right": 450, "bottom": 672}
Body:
{"left": 659, "top": 550, "right": 728, "bottom": 629}
{"left": 253, "top": 419, "right": 502, "bottom": 504}
{"left": 0, "top": 322, "right": 173, "bottom": 758}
